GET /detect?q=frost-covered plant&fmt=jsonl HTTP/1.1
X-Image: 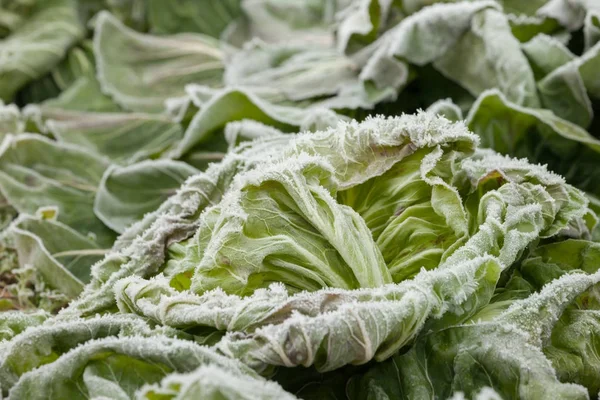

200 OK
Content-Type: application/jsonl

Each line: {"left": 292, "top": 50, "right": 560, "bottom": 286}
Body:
{"left": 0, "top": 114, "right": 596, "bottom": 399}
{"left": 1, "top": 0, "right": 600, "bottom": 399}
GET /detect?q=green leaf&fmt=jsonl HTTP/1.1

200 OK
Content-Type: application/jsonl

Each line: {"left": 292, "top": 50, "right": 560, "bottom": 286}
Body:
{"left": 172, "top": 87, "right": 340, "bottom": 158}
{"left": 360, "top": 1, "right": 499, "bottom": 92}
{"left": 347, "top": 271, "right": 600, "bottom": 400}
{"left": 538, "top": 40, "right": 600, "bottom": 127}
{"left": 545, "top": 309, "right": 600, "bottom": 397}
{"left": 94, "top": 11, "right": 225, "bottom": 113}
{"left": 0, "top": 134, "right": 114, "bottom": 246}
{"left": 16, "top": 43, "right": 99, "bottom": 105}
{"left": 426, "top": 98, "right": 463, "bottom": 121}
{"left": 518, "top": 240, "right": 600, "bottom": 290}
{"left": 434, "top": 9, "right": 540, "bottom": 107}
{"left": 189, "top": 155, "right": 393, "bottom": 294}
{"left": 0, "top": 0, "right": 84, "bottom": 102}
{"left": 536, "top": 0, "right": 593, "bottom": 31}
{"left": 0, "top": 314, "right": 177, "bottom": 392}
{"left": 65, "top": 136, "right": 293, "bottom": 317}
{"left": 36, "top": 109, "right": 183, "bottom": 164}
{"left": 467, "top": 89, "right": 600, "bottom": 199}
{"left": 224, "top": 43, "right": 360, "bottom": 103}
{"left": 148, "top": 0, "right": 242, "bottom": 37}
{"left": 508, "top": 14, "right": 559, "bottom": 43}
{"left": 238, "top": 0, "right": 338, "bottom": 46}
{"left": 522, "top": 34, "right": 575, "bottom": 81}
{"left": 139, "top": 365, "right": 297, "bottom": 400}
{"left": 584, "top": 11, "right": 600, "bottom": 51}
{"left": 94, "top": 160, "right": 199, "bottom": 233}
{"left": 0, "top": 310, "right": 47, "bottom": 341}
{"left": 10, "top": 215, "right": 108, "bottom": 297}
{"left": 0, "top": 101, "right": 24, "bottom": 138}
{"left": 348, "top": 321, "right": 589, "bottom": 400}
{"left": 337, "top": 0, "right": 401, "bottom": 54}
{"left": 5, "top": 321, "right": 253, "bottom": 399}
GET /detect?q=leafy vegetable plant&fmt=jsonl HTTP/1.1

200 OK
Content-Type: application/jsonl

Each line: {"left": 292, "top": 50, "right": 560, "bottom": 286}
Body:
{"left": 0, "top": 1, "right": 599, "bottom": 399}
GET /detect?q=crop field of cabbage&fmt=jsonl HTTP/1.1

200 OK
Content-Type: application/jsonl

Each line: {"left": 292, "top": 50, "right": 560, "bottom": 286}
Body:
{"left": 0, "top": 1, "right": 600, "bottom": 399}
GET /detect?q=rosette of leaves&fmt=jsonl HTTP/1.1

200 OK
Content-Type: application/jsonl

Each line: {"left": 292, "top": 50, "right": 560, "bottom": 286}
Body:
{"left": 2, "top": 114, "right": 586, "bottom": 399}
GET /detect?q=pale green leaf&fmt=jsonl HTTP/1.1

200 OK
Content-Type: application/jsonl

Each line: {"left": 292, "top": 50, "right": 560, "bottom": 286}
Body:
{"left": 434, "top": 9, "right": 540, "bottom": 107}
{"left": 10, "top": 215, "right": 107, "bottom": 297}
{"left": 584, "top": 11, "right": 600, "bottom": 50}
{"left": 38, "top": 109, "right": 183, "bottom": 163}
{"left": 467, "top": 89, "right": 600, "bottom": 199}
{"left": 0, "top": 0, "right": 84, "bottom": 102}
{"left": 94, "top": 160, "right": 199, "bottom": 233}
{"left": 538, "top": 40, "right": 600, "bottom": 127}
{"left": 147, "top": 0, "right": 242, "bottom": 38}
{"left": 138, "top": 364, "right": 297, "bottom": 400}
{"left": 94, "top": 11, "right": 225, "bottom": 113}
{"left": 0, "top": 134, "right": 114, "bottom": 245}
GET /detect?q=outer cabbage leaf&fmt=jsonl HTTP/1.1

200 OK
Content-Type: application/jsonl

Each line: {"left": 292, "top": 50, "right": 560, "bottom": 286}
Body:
{"left": 0, "top": 314, "right": 179, "bottom": 392}
{"left": 235, "top": 0, "right": 340, "bottom": 47}
{"left": 16, "top": 41, "right": 119, "bottom": 115}
{"left": 348, "top": 322, "right": 588, "bottom": 400}
{"left": 224, "top": 43, "right": 360, "bottom": 103}
{"left": 32, "top": 109, "right": 184, "bottom": 164}
{"left": 138, "top": 364, "right": 297, "bottom": 400}
{"left": 507, "top": 13, "right": 560, "bottom": 43}
{"left": 9, "top": 214, "right": 108, "bottom": 298}
{"left": 0, "top": 310, "right": 47, "bottom": 341}
{"left": 433, "top": 9, "right": 540, "bottom": 107}
{"left": 545, "top": 309, "right": 600, "bottom": 397}
{"left": 359, "top": 1, "right": 499, "bottom": 93}
{"left": 171, "top": 87, "right": 342, "bottom": 159}
{"left": 426, "top": 98, "right": 464, "bottom": 122}
{"left": 500, "top": 0, "right": 553, "bottom": 17}
{"left": 537, "top": 0, "right": 600, "bottom": 31}
{"left": 94, "top": 160, "right": 200, "bottom": 233}
{"left": 18, "top": 40, "right": 121, "bottom": 114}
{"left": 6, "top": 333, "right": 255, "bottom": 400}
{"left": 337, "top": 0, "right": 401, "bottom": 54}
{"left": 37, "top": 75, "right": 120, "bottom": 113}
{"left": 467, "top": 89, "right": 600, "bottom": 198}
{"left": 522, "top": 34, "right": 575, "bottom": 80}
{"left": 346, "top": 271, "right": 600, "bottom": 400}
{"left": 223, "top": 119, "right": 288, "bottom": 150}
{"left": 538, "top": 40, "right": 600, "bottom": 128}
{"left": 0, "top": 101, "right": 23, "bottom": 138}
{"left": 584, "top": 11, "right": 600, "bottom": 50}
{"left": 78, "top": 0, "right": 149, "bottom": 32}
{"left": 518, "top": 240, "right": 600, "bottom": 290}
{"left": 0, "top": 1, "right": 32, "bottom": 39}
{"left": 15, "top": 42, "right": 110, "bottom": 108}
{"left": 0, "top": 0, "right": 84, "bottom": 102}
{"left": 147, "top": 0, "right": 242, "bottom": 38}
{"left": 0, "top": 134, "right": 114, "bottom": 246}
{"left": 94, "top": 11, "right": 225, "bottom": 113}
